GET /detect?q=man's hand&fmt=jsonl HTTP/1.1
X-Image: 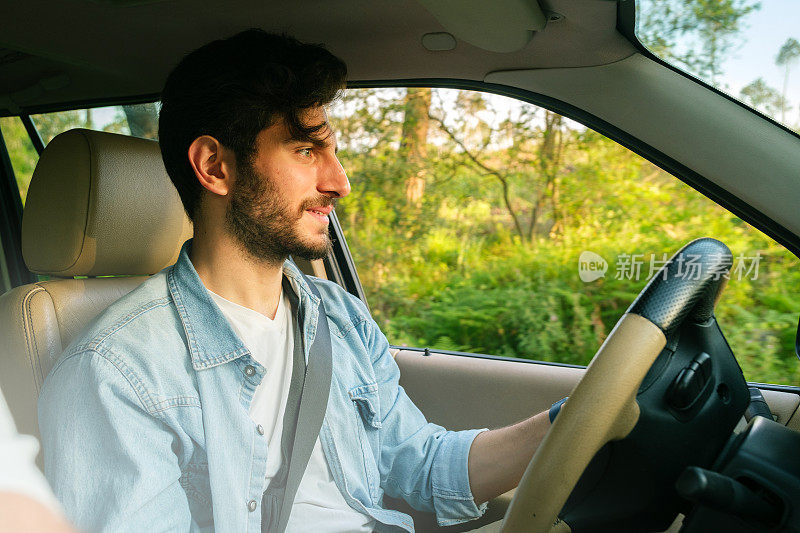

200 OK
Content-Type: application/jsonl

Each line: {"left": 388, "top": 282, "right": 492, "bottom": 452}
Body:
{"left": 466, "top": 409, "right": 552, "bottom": 505}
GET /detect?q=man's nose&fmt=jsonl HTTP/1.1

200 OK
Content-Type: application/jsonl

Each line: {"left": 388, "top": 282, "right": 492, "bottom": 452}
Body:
{"left": 318, "top": 154, "right": 350, "bottom": 198}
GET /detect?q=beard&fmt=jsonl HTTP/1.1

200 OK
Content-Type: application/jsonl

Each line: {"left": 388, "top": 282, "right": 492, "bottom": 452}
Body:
{"left": 224, "top": 161, "right": 335, "bottom": 266}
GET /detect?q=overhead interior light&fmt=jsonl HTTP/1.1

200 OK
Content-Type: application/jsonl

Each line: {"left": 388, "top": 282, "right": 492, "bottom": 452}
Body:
{"left": 417, "top": 0, "right": 547, "bottom": 53}
{"left": 421, "top": 33, "right": 457, "bottom": 52}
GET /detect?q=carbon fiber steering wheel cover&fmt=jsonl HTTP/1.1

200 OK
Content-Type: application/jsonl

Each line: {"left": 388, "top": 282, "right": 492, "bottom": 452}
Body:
{"left": 628, "top": 238, "right": 732, "bottom": 341}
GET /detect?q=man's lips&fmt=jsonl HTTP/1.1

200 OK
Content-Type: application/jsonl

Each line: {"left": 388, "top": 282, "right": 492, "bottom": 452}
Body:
{"left": 305, "top": 205, "right": 333, "bottom": 224}
{"left": 306, "top": 205, "right": 333, "bottom": 216}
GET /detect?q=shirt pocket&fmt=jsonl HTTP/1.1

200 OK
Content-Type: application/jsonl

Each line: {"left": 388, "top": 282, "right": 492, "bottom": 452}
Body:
{"left": 348, "top": 382, "right": 382, "bottom": 429}
{"left": 347, "top": 382, "right": 382, "bottom": 500}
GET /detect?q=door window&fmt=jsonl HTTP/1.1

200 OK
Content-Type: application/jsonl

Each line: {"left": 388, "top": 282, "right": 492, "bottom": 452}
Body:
{"left": 331, "top": 87, "right": 800, "bottom": 385}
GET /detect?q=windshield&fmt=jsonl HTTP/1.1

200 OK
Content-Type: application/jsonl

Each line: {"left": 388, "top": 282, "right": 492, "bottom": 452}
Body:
{"left": 635, "top": 0, "right": 800, "bottom": 131}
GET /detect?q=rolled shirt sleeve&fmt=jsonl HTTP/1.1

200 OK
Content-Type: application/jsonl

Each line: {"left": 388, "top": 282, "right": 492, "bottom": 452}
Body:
{"left": 430, "top": 427, "right": 489, "bottom": 526}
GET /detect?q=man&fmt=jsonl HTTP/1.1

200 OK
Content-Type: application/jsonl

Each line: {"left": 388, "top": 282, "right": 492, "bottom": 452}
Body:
{"left": 39, "top": 30, "right": 552, "bottom": 532}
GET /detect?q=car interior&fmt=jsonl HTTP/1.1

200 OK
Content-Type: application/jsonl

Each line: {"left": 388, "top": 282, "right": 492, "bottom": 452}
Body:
{"left": 1, "top": 0, "right": 800, "bottom": 532}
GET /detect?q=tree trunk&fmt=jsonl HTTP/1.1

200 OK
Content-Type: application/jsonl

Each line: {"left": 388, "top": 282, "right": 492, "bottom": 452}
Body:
{"left": 531, "top": 111, "right": 563, "bottom": 239}
{"left": 400, "top": 88, "right": 432, "bottom": 206}
{"left": 782, "top": 63, "right": 790, "bottom": 123}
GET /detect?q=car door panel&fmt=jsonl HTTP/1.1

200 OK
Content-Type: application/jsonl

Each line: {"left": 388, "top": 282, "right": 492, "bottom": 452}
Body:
{"left": 762, "top": 388, "right": 800, "bottom": 427}
{"left": 395, "top": 350, "right": 582, "bottom": 432}
{"left": 391, "top": 348, "right": 800, "bottom": 532}
{"left": 395, "top": 350, "right": 800, "bottom": 432}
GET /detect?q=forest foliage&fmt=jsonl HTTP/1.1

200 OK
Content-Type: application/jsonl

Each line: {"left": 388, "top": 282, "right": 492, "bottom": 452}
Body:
{"left": 331, "top": 86, "right": 800, "bottom": 386}
{"left": 1, "top": 0, "right": 799, "bottom": 385}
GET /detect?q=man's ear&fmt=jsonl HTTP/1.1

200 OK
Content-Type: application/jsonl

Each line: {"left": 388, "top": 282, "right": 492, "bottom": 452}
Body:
{"left": 187, "top": 135, "right": 233, "bottom": 196}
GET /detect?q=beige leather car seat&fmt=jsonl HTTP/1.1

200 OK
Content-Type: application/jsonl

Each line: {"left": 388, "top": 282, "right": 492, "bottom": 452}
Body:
{"left": 0, "top": 128, "right": 193, "bottom": 444}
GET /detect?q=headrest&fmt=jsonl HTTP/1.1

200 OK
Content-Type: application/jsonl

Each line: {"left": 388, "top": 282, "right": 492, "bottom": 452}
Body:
{"left": 22, "top": 129, "right": 193, "bottom": 277}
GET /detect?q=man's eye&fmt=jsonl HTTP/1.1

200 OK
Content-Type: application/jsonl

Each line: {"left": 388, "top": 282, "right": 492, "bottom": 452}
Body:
{"left": 297, "top": 148, "right": 313, "bottom": 157}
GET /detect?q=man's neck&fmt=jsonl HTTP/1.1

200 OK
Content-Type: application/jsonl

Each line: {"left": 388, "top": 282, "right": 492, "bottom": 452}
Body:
{"left": 189, "top": 231, "right": 285, "bottom": 320}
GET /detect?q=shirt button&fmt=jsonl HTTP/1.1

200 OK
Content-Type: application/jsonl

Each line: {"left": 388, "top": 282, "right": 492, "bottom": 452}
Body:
{"left": 247, "top": 499, "right": 258, "bottom": 512}
{"left": 257, "top": 424, "right": 265, "bottom": 435}
{"left": 244, "top": 365, "right": 256, "bottom": 377}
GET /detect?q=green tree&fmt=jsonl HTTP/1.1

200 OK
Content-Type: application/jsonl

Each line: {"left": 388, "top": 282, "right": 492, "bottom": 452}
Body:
{"left": 637, "top": 0, "right": 760, "bottom": 83}
{"left": 692, "top": 0, "right": 759, "bottom": 83}
{"left": 740, "top": 78, "right": 789, "bottom": 118}
{"left": 331, "top": 86, "right": 800, "bottom": 386}
{"left": 428, "top": 92, "right": 565, "bottom": 243}
{"left": 0, "top": 117, "right": 37, "bottom": 202}
{"left": 32, "top": 110, "right": 84, "bottom": 144}
{"left": 776, "top": 37, "right": 800, "bottom": 123}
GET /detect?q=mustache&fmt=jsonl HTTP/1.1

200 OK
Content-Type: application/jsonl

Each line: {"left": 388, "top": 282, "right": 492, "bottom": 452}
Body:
{"left": 298, "top": 196, "right": 338, "bottom": 212}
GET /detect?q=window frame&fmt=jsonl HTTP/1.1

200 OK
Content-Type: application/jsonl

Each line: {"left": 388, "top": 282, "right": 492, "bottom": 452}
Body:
{"left": 336, "top": 81, "right": 800, "bottom": 392}
{"left": 20, "top": 114, "right": 45, "bottom": 155}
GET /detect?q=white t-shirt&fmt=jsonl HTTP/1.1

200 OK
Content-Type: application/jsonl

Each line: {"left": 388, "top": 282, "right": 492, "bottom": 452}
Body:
{"left": 208, "top": 286, "right": 374, "bottom": 532}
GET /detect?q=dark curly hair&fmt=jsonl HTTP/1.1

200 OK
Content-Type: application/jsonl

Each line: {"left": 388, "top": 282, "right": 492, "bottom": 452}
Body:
{"left": 158, "top": 29, "right": 347, "bottom": 221}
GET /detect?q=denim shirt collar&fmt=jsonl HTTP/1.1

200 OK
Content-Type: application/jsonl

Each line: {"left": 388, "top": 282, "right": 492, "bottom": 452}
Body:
{"left": 167, "top": 239, "right": 321, "bottom": 371}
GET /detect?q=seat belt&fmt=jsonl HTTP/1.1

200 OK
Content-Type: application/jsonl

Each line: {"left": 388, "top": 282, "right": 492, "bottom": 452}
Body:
{"left": 261, "top": 272, "right": 333, "bottom": 532}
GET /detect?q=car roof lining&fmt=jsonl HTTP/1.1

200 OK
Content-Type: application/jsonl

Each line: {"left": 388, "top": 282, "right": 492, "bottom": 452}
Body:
{"left": 0, "top": 0, "right": 633, "bottom": 116}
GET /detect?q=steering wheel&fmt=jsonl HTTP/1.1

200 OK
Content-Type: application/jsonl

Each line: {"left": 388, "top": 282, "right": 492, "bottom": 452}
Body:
{"left": 501, "top": 238, "right": 734, "bottom": 533}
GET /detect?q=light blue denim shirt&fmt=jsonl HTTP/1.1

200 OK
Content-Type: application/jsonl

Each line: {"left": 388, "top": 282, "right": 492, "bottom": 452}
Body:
{"left": 38, "top": 240, "right": 487, "bottom": 532}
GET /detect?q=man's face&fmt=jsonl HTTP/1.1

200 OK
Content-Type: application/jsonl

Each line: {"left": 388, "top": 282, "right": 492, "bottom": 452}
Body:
{"left": 225, "top": 107, "right": 350, "bottom": 265}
